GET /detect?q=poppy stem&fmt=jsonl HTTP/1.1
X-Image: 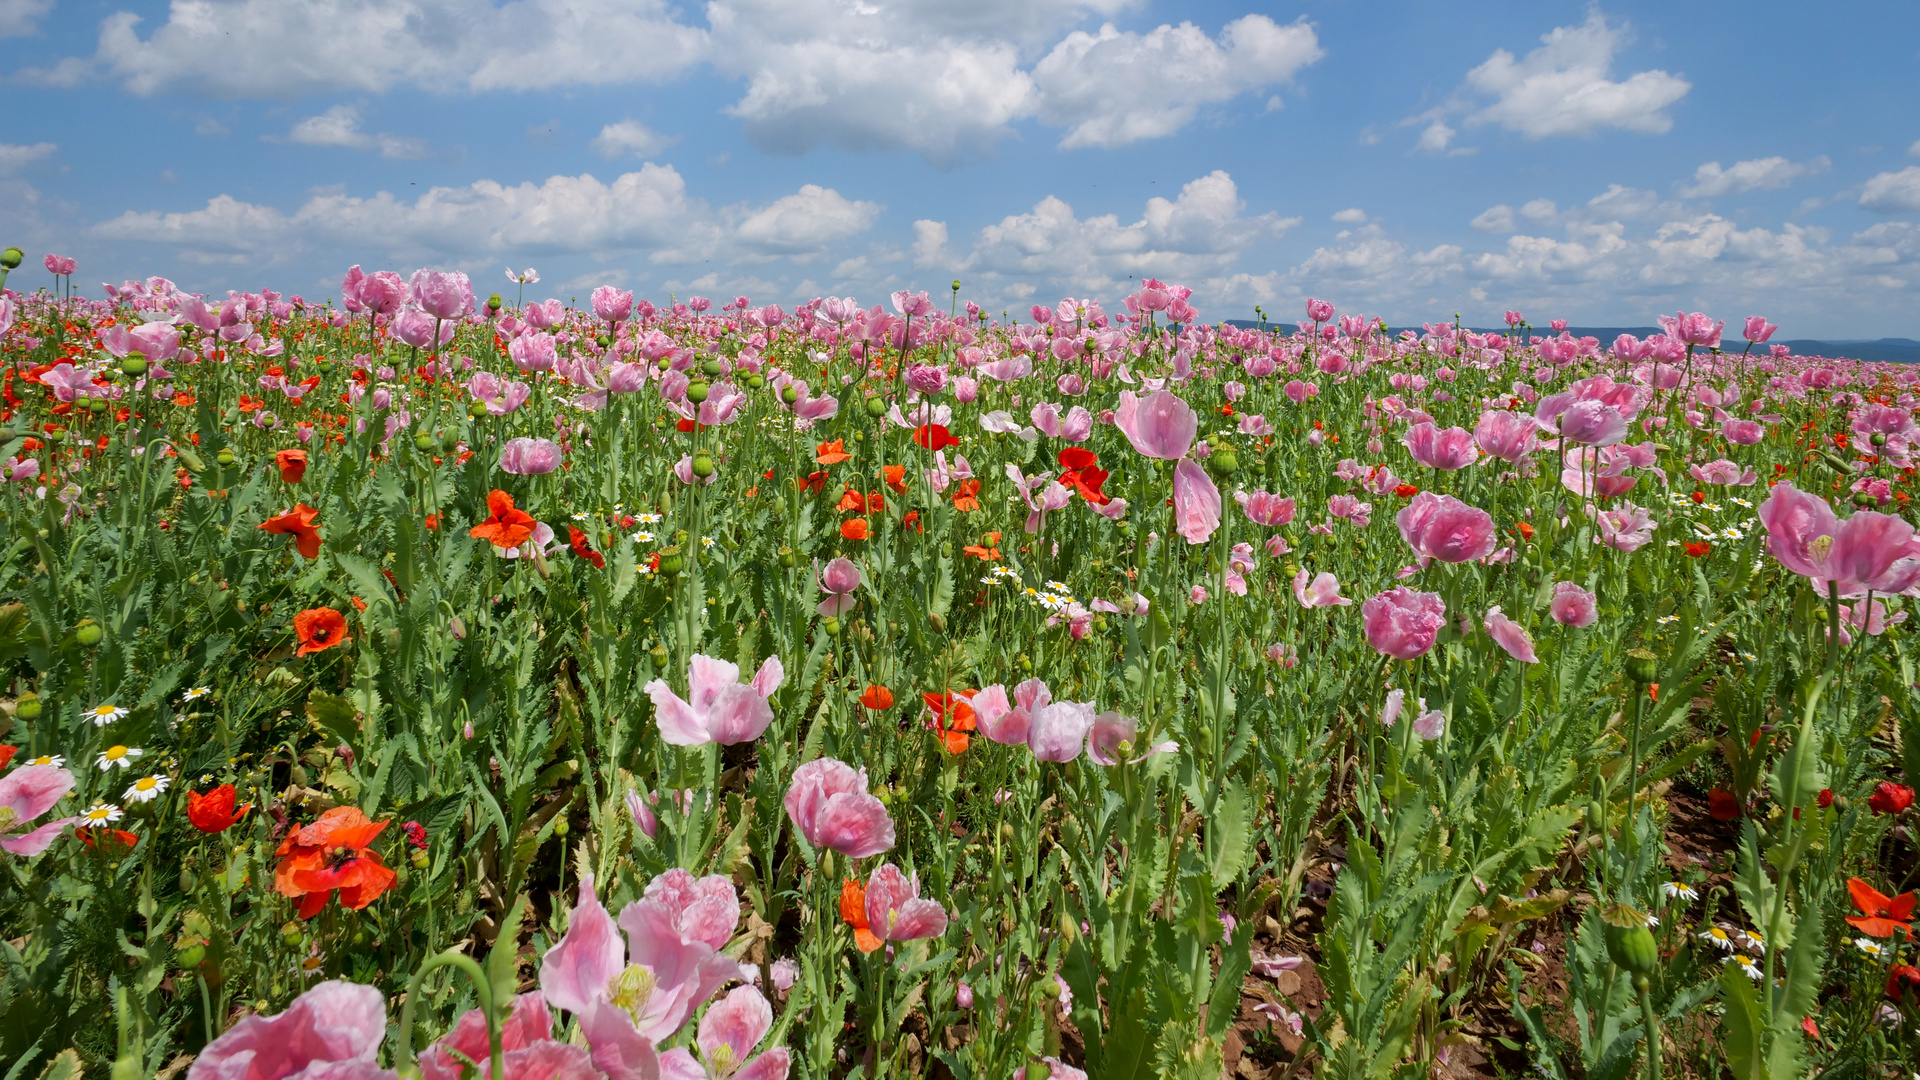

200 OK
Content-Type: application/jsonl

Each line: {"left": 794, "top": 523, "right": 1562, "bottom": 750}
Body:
{"left": 394, "top": 949, "right": 498, "bottom": 1080}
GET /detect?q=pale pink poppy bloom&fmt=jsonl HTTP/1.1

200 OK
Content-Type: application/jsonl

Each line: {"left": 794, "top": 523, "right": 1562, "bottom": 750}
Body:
{"left": 1688, "top": 459, "right": 1757, "bottom": 487}
{"left": 509, "top": 331, "right": 559, "bottom": 373}
{"left": 1412, "top": 708, "right": 1446, "bottom": 740}
{"left": 1482, "top": 606, "right": 1539, "bottom": 663}
{"left": 1720, "top": 419, "right": 1765, "bottom": 445}
{"left": 1085, "top": 711, "right": 1168, "bottom": 765}
{"left": 1283, "top": 379, "right": 1318, "bottom": 405}
{"left": 1379, "top": 688, "right": 1405, "bottom": 728}
{"left": 1396, "top": 492, "right": 1497, "bottom": 564}
{"left": 970, "top": 683, "right": 1024, "bottom": 745}
{"left": 420, "top": 994, "right": 599, "bottom": 1080}
{"left": 1850, "top": 404, "right": 1918, "bottom": 463}
{"left": 864, "top": 864, "right": 949, "bottom": 944}
{"left": 1029, "top": 699, "right": 1097, "bottom": 763}
{"left": 524, "top": 298, "right": 566, "bottom": 330}
{"left": 782, "top": 758, "right": 895, "bottom": 858}
{"left": 1189, "top": 584, "right": 1209, "bottom": 605}
{"left": 392, "top": 306, "right": 453, "bottom": 349}
{"left": 0, "top": 764, "right": 78, "bottom": 855}
{"left": 1172, "top": 459, "right": 1221, "bottom": 544}
{"left": 1591, "top": 502, "right": 1656, "bottom": 553}
{"left": 625, "top": 789, "right": 660, "bottom": 839}
{"left": 891, "top": 290, "right": 934, "bottom": 317}
{"left": 1114, "top": 391, "right": 1197, "bottom": 460}
{"left": 1043, "top": 1057, "right": 1088, "bottom": 1080}
{"left": 1361, "top": 588, "right": 1447, "bottom": 660}
{"left": 1328, "top": 494, "right": 1372, "bottom": 527}
{"left": 657, "top": 985, "right": 788, "bottom": 1080}
{"left": 817, "top": 557, "right": 861, "bottom": 616}
{"left": 645, "top": 654, "right": 784, "bottom": 747}
{"left": 1305, "top": 298, "right": 1334, "bottom": 323}
{"left": 540, "top": 875, "right": 739, "bottom": 1080}
{"left": 1840, "top": 599, "right": 1908, "bottom": 637}
{"left": 1403, "top": 422, "right": 1479, "bottom": 470}
{"left": 498, "top": 437, "right": 561, "bottom": 475}
{"left": 1658, "top": 311, "right": 1723, "bottom": 349}
{"left": 1548, "top": 582, "right": 1599, "bottom": 627}
{"left": 1472, "top": 409, "right": 1538, "bottom": 462}
{"left": 187, "top": 980, "right": 386, "bottom": 1080}
{"left": 408, "top": 269, "right": 473, "bottom": 322}
{"left": 1265, "top": 643, "right": 1298, "bottom": 668}
{"left": 1292, "top": 570, "right": 1351, "bottom": 608}
{"left": 44, "top": 254, "right": 76, "bottom": 276}
{"left": 1237, "top": 490, "right": 1295, "bottom": 527}
{"left": 1758, "top": 482, "right": 1920, "bottom": 597}
{"left": 1743, "top": 316, "right": 1777, "bottom": 344}
{"left": 591, "top": 286, "right": 634, "bottom": 325}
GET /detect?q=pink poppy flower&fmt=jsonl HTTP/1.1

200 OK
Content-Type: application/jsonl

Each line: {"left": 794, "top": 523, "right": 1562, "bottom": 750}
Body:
{"left": 1395, "top": 492, "right": 1497, "bottom": 564}
{"left": 1482, "top": 606, "right": 1539, "bottom": 663}
{"left": 1592, "top": 502, "right": 1656, "bottom": 553}
{"left": 1114, "top": 390, "right": 1196, "bottom": 460}
{"left": 0, "top": 763, "right": 78, "bottom": 856}
{"left": 1403, "top": 422, "right": 1479, "bottom": 470}
{"left": 1029, "top": 698, "right": 1097, "bottom": 763}
{"left": 419, "top": 994, "right": 599, "bottom": 1080}
{"left": 863, "top": 864, "right": 949, "bottom": 944}
{"left": 1472, "top": 409, "right": 1539, "bottom": 462}
{"left": 783, "top": 758, "right": 895, "bottom": 858}
{"left": 657, "top": 986, "right": 789, "bottom": 1080}
{"left": 1292, "top": 570, "right": 1352, "bottom": 608}
{"left": 1236, "top": 489, "right": 1296, "bottom": 527}
{"left": 187, "top": 980, "right": 386, "bottom": 1080}
{"left": 1361, "top": 588, "right": 1446, "bottom": 660}
{"left": 1548, "top": 582, "right": 1599, "bottom": 627}
{"left": 645, "top": 654, "right": 784, "bottom": 747}
{"left": 498, "top": 437, "right": 562, "bottom": 475}
{"left": 1759, "top": 482, "right": 1920, "bottom": 597}
{"left": 1171, "top": 459, "right": 1221, "bottom": 545}
{"left": 816, "top": 557, "right": 862, "bottom": 616}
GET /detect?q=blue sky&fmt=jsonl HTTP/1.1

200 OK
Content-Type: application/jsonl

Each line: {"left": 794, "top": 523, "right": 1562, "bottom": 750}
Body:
{"left": 2, "top": 0, "right": 1917, "bottom": 337}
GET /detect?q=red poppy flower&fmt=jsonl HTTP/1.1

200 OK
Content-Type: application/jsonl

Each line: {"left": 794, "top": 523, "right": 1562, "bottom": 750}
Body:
{"left": 77, "top": 826, "right": 139, "bottom": 852}
{"left": 1057, "top": 447, "right": 1099, "bottom": 471}
{"left": 469, "top": 489, "right": 536, "bottom": 549}
{"left": 275, "top": 448, "right": 308, "bottom": 483}
{"left": 841, "top": 518, "right": 870, "bottom": 541}
{"left": 1844, "top": 877, "right": 1916, "bottom": 939}
{"left": 882, "top": 465, "right": 907, "bottom": 495}
{"left": 797, "top": 470, "right": 829, "bottom": 494}
{"left": 1684, "top": 541, "right": 1712, "bottom": 558}
{"left": 914, "top": 424, "right": 959, "bottom": 451}
{"left": 274, "top": 806, "right": 396, "bottom": 919}
{"left": 1889, "top": 964, "right": 1920, "bottom": 1000}
{"left": 815, "top": 439, "right": 851, "bottom": 465}
{"left": 860, "top": 685, "right": 894, "bottom": 710}
{"left": 1516, "top": 522, "right": 1534, "bottom": 540}
{"left": 1707, "top": 787, "right": 1742, "bottom": 821}
{"left": 1690, "top": 490, "right": 1705, "bottom": 504}
{"left": 922, "top": 690, "right": 978, "bottom": 754}
{"left": 1869, "top": 781, "right": 1915, "bottom": 816}
{"left": 952, "top": 478, "right": 981, "bottom": 512}
{"left": 424, "top": 513, "right": 440, "bottom": 530}
{"left": 836, "top": 487, "right": 866, "bottom": 512}
{"left": 293, "top": 607, "right": 350, "bottom": 656}
{"left": 840, "top": 879, "right": 883, "bottom": 953}
{"left": 0, "top": 745, "right": 15, "bottom": 770}
{"left": 1060, "top": 465, "right": 1110, "bottom": 505}
{"left": 1394, "top": 484, "right": 1419, "bottom": 498}
{"left": 964, "top": 531, "right": 1003, "bottom": 561}
{"left": 568, "top": 526, "right": 606, "bottom": 569}
{"left": 1817, "top": 788, "right": 1835, "bottom": 808}
{"left": 187, "top": 784, "right": 251, "bottom": 834}
{"left": 260, "top": 504, "right": 323, "bottom": 559}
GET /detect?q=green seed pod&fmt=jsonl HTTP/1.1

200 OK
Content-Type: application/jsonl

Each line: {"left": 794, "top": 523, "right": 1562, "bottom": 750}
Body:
{"left": 280, "top": 920, "right": 304, "bottom": 944}
{"left": 649, "top": 643, "right": 670, "bottom": 667}
{"left": 951, "top": 280, "right": 961, "bottom": 292}
{"left": 414, "top": 432, "right": 435, "bottom": 452}
{"left": 15, "top": 692, "right": 41, "bottom": 720}
{"left": 486, "top": 293, "right": 503, "bottom": 313}
{"left": 939, "top": 542, "right": 953, "bottom": 558}
{"left": 214, "top": 447, "right": 236, "bottom": 466}
{"left": 120, "top": 356, "right": 148, "bottom": 377}
{"left": 553, "top": 818, "right": 569, "bottom": 838}
{"left": 1601, "top": 903, "right": 1658, "bottom": 974}
{"left": 864, "top": 396, "right": 887, "bottom": 418}
{"left": 0, "top": 248, "right": 22, "bottom": 270}
{"left": 410, "top": 848, "right": 429, "bottom": 870}
{"left": 1871, "top": 432, "right": 1888, "bottom": 447}
{"left": 175, "top": 943, "right": 206, "bottom": 969}
{"left": 468, "top": 399, "right": 488, "bottom": 417}
{"left": 701, "top": 358, "right": 723, "bottom": 377}
{"left": 1854, "top": 491, "right": 1880, "bottom": 508}
{"left": 1820, "top": 451, "right": 1852, "bottom": 473}
{"left": 686, "top": 381, "right": 710, "bottom": 404}
{"left": 89, "top": 397, "right": 108, "bottom": 414}
{"left": 1210, "top": 448, "right": 1239, "bottom": 475}
{"left": 780, "top": 384, "right": 800, "bottom": 404}
{"left": 746, "top": 373, "right": 765, "bottom": 390}
{"left": 1623, "top": 648, "right": 1659, "bottom": 684}
{"left": 691, "top": 452, "right": 715, "bottom": 478}
{"left": 777, "top": 546, "right": 798, "bottom": 568}
{"left": 177, "top": 446, "right": 206, "bottom": 473}
{"left": 822, "top": 616, "right": 843, "bottom": 637}
{"left": 74, "top": 619, "right": 103, "bottom": 647}
{"left": 657, "top": 547, "right": 685, "bottom": 576}
{"left": 595, "top": 334, "right": 612, "bottom": 349}
{"left": 441, "top": 432, "right": 460, "bottom": 453}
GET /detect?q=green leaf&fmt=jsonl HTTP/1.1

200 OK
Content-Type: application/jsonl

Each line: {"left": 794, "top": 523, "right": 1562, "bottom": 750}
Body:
{"left": 34, "top": 1049, "right": 82, "bottom": 1080}
{"left": 487, "top": 894, "right": 529, "bottom": 1025}
{"left": 1207, "top": 780, "right": 1249, "bottom": 889}
{"left": 1719, "top": 964, "right": 1763, "bottom": 1080}
{"left": 306, "top": 691, "right": 359, "bottom": 745}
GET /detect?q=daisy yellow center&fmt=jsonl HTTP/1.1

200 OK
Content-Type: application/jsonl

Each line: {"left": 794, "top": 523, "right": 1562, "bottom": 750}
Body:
{"left": 104, "top": 746, "right": 128, "bottom": 760}
{"left": 93, "top": 706, "right": 118, "bottom": 716}
{"left": 29, "top": 756, "right": 55, "bottom": 766}
{"left": 605, "top": 964, "right": 657, "bottom": 1025}
{"left": 85, "top": 808, "right": 114, "bottom": 821}
{"left": 134, "top": 778, "right": 158, "bottom": 791}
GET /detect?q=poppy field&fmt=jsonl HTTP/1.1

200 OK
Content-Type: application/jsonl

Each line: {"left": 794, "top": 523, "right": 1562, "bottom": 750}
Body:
{"left": 2, "top": 250, "right": 1919, "bottom": 1079}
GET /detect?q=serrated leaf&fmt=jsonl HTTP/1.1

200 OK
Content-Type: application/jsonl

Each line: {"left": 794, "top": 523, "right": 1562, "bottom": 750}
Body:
{"left": 34, "top": 1050, "right": 82, "bottom": 1080}
{"left": 1207, "top": 780, "right": 1249, "bottom": 889}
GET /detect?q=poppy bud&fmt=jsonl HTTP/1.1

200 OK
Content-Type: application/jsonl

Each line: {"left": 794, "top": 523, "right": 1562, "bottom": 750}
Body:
{"left": 486, "top": 293, "right": 502, "bottom": 312}
{"left": 468, "top": 399, "right": 488, "bottom": 417}
{"left": 1872, "top": 432, "right": 1888, "bottom": 447}
{"left": 15, "top": 692, "right": 40, "bottom": 719}
{"left": 0, "top": 247, "right": 21, "bottom": 270}
{"left": 864, "top": 396, "right": 886, "bottom": 418}
{"left": 781, "top": 384, "right": 800, "bottom": 404}
{"left": 747, "top": 373, "right": 764, "bottom": 390}
{"left": 553, "top": 818, "right": 569, "bottom": 837}
{"left": 1855, "top": 491, "right": 1879, "bottom": 508}
{"left": 701, "top": 359, "right": 723, "bottom": 377}
{"left": 74, "top": 619, "right": 103, "bottom": 647}
{"left": 280, "top": 920, "right": 304, "bottom": 943}
{"left": 175, "top": 943, "right": 206, "bottom": 969}
{"left": 823, "top": 616, "right": 842, "bottom": 637}
{"left": 1623, "top": 648, "right": 1659, "bottom": 684}
{"left": 1058, "top": 911, "right": 1079, "bottom": 943}
{"left": 649, "top": 643, "right": 670, "bottom": 666}
{"left": 410, "top": 848, "right": 429, "bottom": 869}
{"left": 595, "top": 334, "right": 612, "bottom": 349}
{"left": 691, "top": 452, "right": 715, "bottom": 478}
{"left": 1600, "top": 903, "right": 1657, "bottom": 974}
{"left": 449, "top": 615, "right": 466, "bottom": 640}
{"left": 120, "top": 357, "right": 148, "bottom": 377}
{"left": 1017, "top": 653, "right": 1032, "bottom": 672}
{"left": 1209, "top": 447, "right": 1239, "bottom": 476}
{"left": 777, "top": 546, "right": 797, "bottom": 568}
{"left": 89, "top": 397, "right": 108, "bottom": 414}
{"left": 440, "top": 432, "right": 460, "bottom": 452}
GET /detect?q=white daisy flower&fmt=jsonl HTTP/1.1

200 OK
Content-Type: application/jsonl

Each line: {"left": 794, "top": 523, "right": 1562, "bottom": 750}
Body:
{"left": 1737, "top": 928, "right": 1766, "bottom": 952}
{"left": 96, "top": 745, "right": 143, "bottom": 771}
{"left": 1857, "top": 938, "right": 1886, "bottom": 957}
{"left": 181, "top": 687, "right": 213, "bottom": 702}
{"left": 701, "top": 536, "right": 716, "bottom": 548}
{"left": 124, "top": 774, "right": 170, "bottom": 803}
{"left": 636, "top": 513, "right": 662, "bottom": 524}
{"left": 1662, "top": 881, "right": 1700, "bottom": 901}
{"left": 24, "top": 754, "right": 64, "bottom": 768}
{"left": 1730, "top": 497, "right": 1753, "bottom": 508}
{"left": 81, "top": 803, "right": 123, "bottom": 824}
{"left": 1699, "top": 926, "right": 1737, "bottom": 951}
{"left": 1733, "top": 957, "right": 1763, "bottom": 980}
{"left": 630, "top": 531, "right": 656, "bottom": 544}
{"left": 88, "top": 704, "right": 129, "bottom": 727}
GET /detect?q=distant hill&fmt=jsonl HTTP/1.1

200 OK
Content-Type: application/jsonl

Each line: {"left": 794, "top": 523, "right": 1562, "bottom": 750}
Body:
{"left": 1217, "top": 320, "right": 1920, "bottom": 363}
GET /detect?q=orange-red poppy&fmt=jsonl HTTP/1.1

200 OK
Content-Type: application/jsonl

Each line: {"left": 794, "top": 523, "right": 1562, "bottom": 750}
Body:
{"left": 470, "top": 489, "right": 536, "bottom": 549}
{"left": 1517, "top": 521, "right": 1534, "bottom": 540}
{"left": 860, "top": 685, "right": 894, "bottom": 710}
{"left": 1846, "top": 877, "right": 1916, "bottom": 939}
{"left": 1683, "top": 541, "right": 1712, "bottom": 558}
{"left": 1058, "top": 447, "right": 1099, "bottom": 471}
{"left": 260, "top": 504, "right": 323, "bottom": 559}
{"left": 964, "top": 531, "right": 1003, "bottom": 561}
{"left": 275, "top": 448, "right": 308, "bottom": 483}
{"left": 187, "top": 784, "right": 251, "bottom": 834}
{"left": 77, "top": 826, "right": 139, "bottom": 852}
{"left": 841, "top": 518, "right": 870, "bottom": 541}
{"left": 797, "top": 470, "right": 829, "bottom": 495}
{"left": 914, "top": 424, "right": 959, "bottom": 452}
{"left": 293, "top": 607, "right": 350, "bottom": 656}
{"left": 922, "top": 690, "right": 978, "bottom": 754}
{"left": 274, "top": 806, "right": 396, "bottom": 919}
{"left": 882, "top": 464, "right": 907, "bottom": 495}
{"left": 815, "top": 439, "right": 851, "bottom": 465}
{"left": 568, "top": 526, "right": 606, "bottom": 569}
{"left": 840, "top": 879, "right": 883, "bottom": 952}
{"left": 952, "top": 478, "right": 981, "bottom": 512}
{"left": 0, "top": 745, "right": 15, "bottom": 770}
{"left": 836, "top": 487, "right": 866, "bottom": 512}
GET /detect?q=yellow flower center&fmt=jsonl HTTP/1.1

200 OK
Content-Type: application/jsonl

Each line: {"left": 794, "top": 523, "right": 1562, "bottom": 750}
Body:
{"left": 104, "top": 746, "right": 127, "bottom": 759}
{"left": 135, "top": 778, "right": 157, "bottom": 791}
{"left": 605, "top": 964, "right": 657, "bottom": 1025}
{"left": 94, "top": 706, "right": 117, "bottom": 716}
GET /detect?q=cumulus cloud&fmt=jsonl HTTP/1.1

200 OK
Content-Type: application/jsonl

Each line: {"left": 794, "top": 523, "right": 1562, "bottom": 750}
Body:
{"left": 276, "top": 105, "right": 426, "bottom": 159}
{"left": 1470, "top": 205, "right": 1515, "bottom": 233}
{"left": 589, "top": 121, "right": 676, "bottom": 160}
{"left": 1031, "top": 15, "right": 1322, "bottom": 149}
{"left": 0, "top": 140, "right": 55, "bottom": 173}
{"left": 0, "top": 0, "right": 52, "bottom": 38}
{"left": 1680, "top": 155, "right": 1828, "bottom": 197}
{"left": 1331, "top": 208, "right": 1367, "bottom": 223}
{"left": 912, "top": 220, "right": 952, "bottom": 268}
{"left": 1860, "top": 167, "right": 1920, "bottom": 213}
{"left": 87, "top": 168, "right": 879, "bottom": 266}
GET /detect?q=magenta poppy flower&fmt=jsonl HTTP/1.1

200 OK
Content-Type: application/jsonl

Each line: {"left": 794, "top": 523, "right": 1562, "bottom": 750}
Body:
{"left": 1472, "top": 409, "right": 1538, "bottom": 462}
{"left": 1236, "top": 490, "right": 1296, "bottom": 527}
{"left": 1114, "top": 390, "right": 1196, "bottom": 460}
{"left": 1592, "top": 502, "right": 1656, "bottom": 553}
{"left": 1482, "top": 606, "right": 1539, "bottom": 663}
{"left": 498, "top": 437, "right": 562, "bottom": 476}
{"left": 645, "top": 653, "right": 784, "bottom": 747}
{"left": 1360, "top": 588, "right": 1446, "bottom": 660}
{"left": 408, "top": 269, "right": 474, "bottom": 321}
{"left": 1549, "top": 582, "right": 1599, "bottom": 627}
{"left": 657, "top": 986, "right": 789, "bottom": 1080}
{"left": 591, "top": 286, "right": 634, "bottom": 325}
{"left": 187, "top": 980, "right": 386, "bottom": 1080}
{"left": 1403, "top": 422, "right": 1479, "bottom": 470}
{"left": 783, "top": 758, "right": 895, "bottom": 858}
{"left": 1395, "top": 491, "right": 1497, "bottom": 564}
{"left": 816, "top": 557, "right": 862, "bottom": 616}
{"left": 863, "top": 864, "right": 949, "bottom": 944}
{"left": 1759, "top": 482, "right": 1920, "bottom": 597}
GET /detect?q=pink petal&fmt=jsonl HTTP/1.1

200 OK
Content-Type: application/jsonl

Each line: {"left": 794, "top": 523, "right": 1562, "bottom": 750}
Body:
{"left": 655, "top": 1048, "right": 704, "bottom": 1080}
{"left": 1171, "top": 458, "right": 1221, "bottom": 545}
{"left": 732, "top": 1048, "right": 791, "bottom": 1080}
{"left": 539, "top": 876, "right": 625, "bottom": 1017}
{"left": 697, "top": 986, "right": 772, "bottom": 1068}
{"left": 749, "top": 655, "right": 785, "bottom": 699}
{"left": 579, "top": 1000, "right": 665, "bottom": 1080}
{"left": 645, "top": 680, "right": 711, "bottom": 747}
{"left": 0, "top": 764, "right": 75, "bottom": 819}
{"left": 188, "top": 980, "right": 386, "bottom": 1080}
{"left": 0, "top": 816, "right": 77, "bottom": 856}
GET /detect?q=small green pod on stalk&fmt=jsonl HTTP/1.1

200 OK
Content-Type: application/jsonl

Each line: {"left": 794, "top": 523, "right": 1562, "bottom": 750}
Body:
{"left": 14, "top": 692, "right": 41, "bottom": 719}
{"left": 0, "top": 247, "right": 22, "bottom": 270}
{"left": 864, "top": 395, "right": 887, "bottom": 418}
{"left": 1623, "top": 648, "right": 1659, "bottom": 684}
{"left": 1601, "top": 902, "right": 1658, "bottom": 974}
{"left": 177, "top": 446, "right": 207, "bottom": 473}
{"left": 687, "top": 381, "right": 710, "bottom": 404}
{"left": 74, "top": 619, "right": 103, "bottom": 647}
{"left": 701, "top": 359, "right": 723, "bottom": 377}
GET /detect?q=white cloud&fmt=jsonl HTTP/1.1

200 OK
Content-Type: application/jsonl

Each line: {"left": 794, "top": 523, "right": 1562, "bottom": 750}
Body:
{"left": 276, "top": 105, "right": 425, "bottom": 159}
{"left": 0, "top": 140, "right": 55, "bottom": 173}
{"left": 1032, "top": 15, "right": 1322, "bottom": 149}
{"left": 590, "top": 121, "right": 675, "bottom": 160}
{"left": 1409, "top": 12, "right": 1688, "bottom": 152}
{"left": 1680, "top": 156, "right": 1828, "bottom": 198}
{"left": 731, "top": 184, "right": 882, "bottom": 257}
{"left": 1470, "top": 204, "right": 1515, "bottom": 233}
{"left": 1910, "top": 138, "right": 1920, "bottom": 158}
{"left": 1331, "top": 208, "right": 1367, "bottom": 224}
{"left": 1860, "top": 167, "right": 1920, "bottom": 213}
{"left": 912, "top": 220, "right": 951, "bottom": 267}
{"left": 0, "top": 0, "right": 52, "bottom": 38}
